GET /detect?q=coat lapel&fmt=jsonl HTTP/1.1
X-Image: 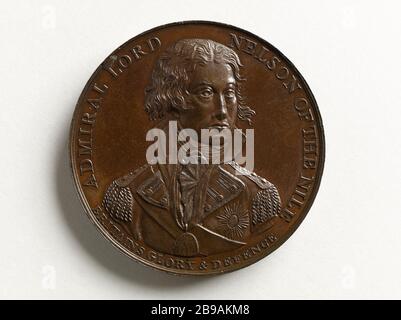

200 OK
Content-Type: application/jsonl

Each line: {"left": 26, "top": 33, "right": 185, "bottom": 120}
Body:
{"left": 201, "top": 165, "right": 245, "bottom": 218}
{"left": 135, "top": 165, "right": 245, "bottom": 240}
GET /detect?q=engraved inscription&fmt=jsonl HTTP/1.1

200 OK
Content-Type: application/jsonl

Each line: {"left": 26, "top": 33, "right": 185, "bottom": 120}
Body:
{"left": 303, "top": 126, "right": 318, "bottom": 169}
{"left": 228, "top": 32, "right": 320, "bottom": 226}
{"left": 103, "top": 37, "right": 161, "bottom": 79}
{"left": 93, "top": 204, "right": 280, "bottom": 273}
{"left": 228, "top": 33, "right": 302, "bottom": 94}
{"left": 76, "top": 82, "right": 109, "bottom": 189}
{"left": 280, "top": 175, "right": 315, "bottom": 222}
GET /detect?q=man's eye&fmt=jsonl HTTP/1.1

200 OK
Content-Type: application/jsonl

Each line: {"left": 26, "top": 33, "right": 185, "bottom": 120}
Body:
{"left": 199, "top": 89, "right": 213, "bottom": 98}
{"left": 225, "top": 90, "right": 236, "bottom": 99}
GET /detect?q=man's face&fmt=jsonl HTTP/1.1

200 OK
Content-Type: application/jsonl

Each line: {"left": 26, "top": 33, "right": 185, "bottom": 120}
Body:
{"left": 178, "top": 62, "right": 238, "bottom": 135}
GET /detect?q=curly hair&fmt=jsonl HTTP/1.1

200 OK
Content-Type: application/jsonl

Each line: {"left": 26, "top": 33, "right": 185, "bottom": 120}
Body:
{"left": 144, "top": 38, "right": 255, "bottom": 125}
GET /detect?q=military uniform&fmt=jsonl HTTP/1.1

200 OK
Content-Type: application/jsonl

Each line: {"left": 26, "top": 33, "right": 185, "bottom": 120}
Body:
{"left": 102, "top": 161, "right": 281, "bottom": 257}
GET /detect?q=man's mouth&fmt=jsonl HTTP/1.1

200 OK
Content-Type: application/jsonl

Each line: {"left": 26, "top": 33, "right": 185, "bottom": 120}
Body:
{"left": 208, "top": 123, "right": 230, "bottom": 130}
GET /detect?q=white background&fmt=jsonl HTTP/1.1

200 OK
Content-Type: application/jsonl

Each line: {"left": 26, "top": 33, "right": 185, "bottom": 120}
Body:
{"left": 1, "top": 0, "right": 400, "bottom": 299}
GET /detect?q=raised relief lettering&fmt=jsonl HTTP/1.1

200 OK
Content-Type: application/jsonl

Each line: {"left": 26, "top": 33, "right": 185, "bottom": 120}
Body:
{"left": 103, "top": 37, "right": 162, "bottom": 79}
{"left": 228, "top": 33, "right": 302, "bottom": 94}
{"left": 280, "top": 175, "right": 315, "bottom": 222}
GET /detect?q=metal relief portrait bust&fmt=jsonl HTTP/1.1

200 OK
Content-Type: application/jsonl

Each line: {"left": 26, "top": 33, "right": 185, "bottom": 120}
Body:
{"left": 70, "top": 22, "right": 324, "bottom": 275}
{"left": 102, "top": 39, "right": 281, "bottom": 257}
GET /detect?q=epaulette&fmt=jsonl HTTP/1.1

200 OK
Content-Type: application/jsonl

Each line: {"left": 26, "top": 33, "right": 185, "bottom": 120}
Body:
{"left": 102, "top": 164, "right": 148, "bottom": 222}
{"left": 251, "top": 185, "right": 281, "bottom": 226}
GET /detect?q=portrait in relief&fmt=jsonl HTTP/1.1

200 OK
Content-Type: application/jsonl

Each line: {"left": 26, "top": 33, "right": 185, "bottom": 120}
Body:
{"left": 102, "top": 39, "right": 281, "bottom": 257}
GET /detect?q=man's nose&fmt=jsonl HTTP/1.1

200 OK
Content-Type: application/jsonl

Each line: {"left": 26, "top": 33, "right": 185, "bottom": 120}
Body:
{"left": 214, "top": 94, "right": 228, "bottom": 120}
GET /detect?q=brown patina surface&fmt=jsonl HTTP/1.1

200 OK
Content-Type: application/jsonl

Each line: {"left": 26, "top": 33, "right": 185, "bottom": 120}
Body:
{"left": 69, "top": 21, "right": 325, "bottom": 275}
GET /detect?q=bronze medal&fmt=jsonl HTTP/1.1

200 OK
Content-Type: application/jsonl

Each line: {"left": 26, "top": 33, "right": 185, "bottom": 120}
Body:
{"left": 69, "top": 21, "right": 325, "bottom": 275}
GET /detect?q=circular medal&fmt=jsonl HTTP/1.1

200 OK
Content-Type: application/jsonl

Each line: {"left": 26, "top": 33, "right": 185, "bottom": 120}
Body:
{"left": 69, "top": 21, "right": 325, "bottom": 275}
